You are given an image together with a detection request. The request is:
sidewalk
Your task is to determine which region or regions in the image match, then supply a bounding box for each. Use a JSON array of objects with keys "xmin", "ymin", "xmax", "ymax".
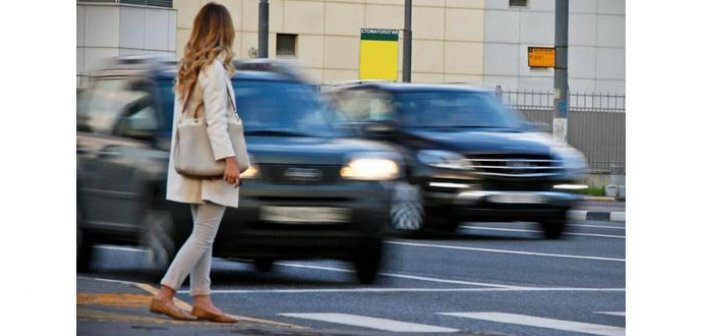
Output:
[{"xmin": 77, "ymin": 276, "xmax": 305, "ymax": 336}]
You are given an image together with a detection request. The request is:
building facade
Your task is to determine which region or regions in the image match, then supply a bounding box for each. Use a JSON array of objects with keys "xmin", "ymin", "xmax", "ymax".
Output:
[
  {"xmin": 77, "ymin": 0, "xmax": 625, "ymax": 94},
  {"xmin": 77, "ymin": 0, "xmax": 177, "ymax": 88}
]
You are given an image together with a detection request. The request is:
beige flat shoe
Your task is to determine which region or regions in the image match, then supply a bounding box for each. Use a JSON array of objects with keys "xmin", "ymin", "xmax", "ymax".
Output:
[
  {"xmin": 149, "ymin": 298, "xmax": 197, "ymax": 321},
  {"xmin": 191, "ymin": 306, "xmax": 238, "ymax": 323}
]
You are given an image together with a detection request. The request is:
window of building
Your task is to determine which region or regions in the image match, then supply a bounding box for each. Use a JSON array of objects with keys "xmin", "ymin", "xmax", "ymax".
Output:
[
  {"xmin": 509, "ymin": 0, "xmax": 528, "ymax": 7},
  {"xmin": 276, "ymin": 34, "xmax": 297, "ymax": 57}
]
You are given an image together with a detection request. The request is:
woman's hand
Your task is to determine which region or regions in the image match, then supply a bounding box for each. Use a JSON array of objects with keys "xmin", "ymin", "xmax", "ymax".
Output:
[{"xmin": 223, "ymin": 157, "xmax": 241, "ymax": 187}]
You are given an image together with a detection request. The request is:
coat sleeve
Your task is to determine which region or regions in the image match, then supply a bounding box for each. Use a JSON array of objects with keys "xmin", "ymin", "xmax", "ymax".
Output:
[{"xmin": 199, "ymin": 60, "xmax": 236, "ymax": 160}]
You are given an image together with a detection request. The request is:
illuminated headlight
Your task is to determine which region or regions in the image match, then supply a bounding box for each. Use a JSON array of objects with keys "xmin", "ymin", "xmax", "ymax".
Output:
[
  {"xmin": 340, "ymin": 158, "xmax": 400, "ymax": 181},
  {"xmin": 417, "ymin": 150, "xmax": 473, "ymax": 170},
  {"xmin": 240, "ymin": 164, "xmax": 259, "ymax": 179},
  {"xmin": 553, "ymin": 184, "xmax": 588, "ymax": 190}
]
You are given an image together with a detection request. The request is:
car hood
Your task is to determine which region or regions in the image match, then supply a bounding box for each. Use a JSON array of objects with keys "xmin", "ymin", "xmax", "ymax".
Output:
[
  {"xmin": 404, "ymin": 129, "xmax": 561, "ymax": 156},
  {"xmin": 245, "ymin": 136, "xmax": 398, "ymax": 165}
]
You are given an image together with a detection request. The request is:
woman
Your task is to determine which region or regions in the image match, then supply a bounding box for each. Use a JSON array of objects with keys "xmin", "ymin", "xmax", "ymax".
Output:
[{"xmin": 149, "ymin": 2, "xmax": 241, "ymax": 323}]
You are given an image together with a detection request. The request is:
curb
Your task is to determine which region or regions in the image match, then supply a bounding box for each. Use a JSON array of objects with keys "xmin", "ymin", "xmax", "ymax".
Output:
[
  {"xmin": 583, "ymin": 196, "xmax": 619, "ymax": 202},
  {"xmin": 568, "ymin": 210, "xmax": 625, "ymax": 222}
]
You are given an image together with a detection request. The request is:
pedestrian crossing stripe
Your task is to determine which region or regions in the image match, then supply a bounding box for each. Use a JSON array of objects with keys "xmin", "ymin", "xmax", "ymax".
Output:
[
  {"xmin": 440, "ymin": 312, "xmax": 625, "ymax": 336},
  {"xmin": 596, "ymin": 311, "xmax": 626, "ymax": 317},
  {"xmin": 280, "ymin": 312, "xmax": 624, "ymax": 334},
  {"xmin": 279, "ymin": 313, "xmax": 459, "ymax": 333}
]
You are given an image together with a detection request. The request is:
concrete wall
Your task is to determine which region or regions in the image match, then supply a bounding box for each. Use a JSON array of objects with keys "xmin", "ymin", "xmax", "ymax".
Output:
[
  {"xmin": 77, "ymin": 3, "xmax": 177, "ymax": 88},
  {"xmin": 483, "ymin": 0, "xmax": 625, "ymax": 94}
]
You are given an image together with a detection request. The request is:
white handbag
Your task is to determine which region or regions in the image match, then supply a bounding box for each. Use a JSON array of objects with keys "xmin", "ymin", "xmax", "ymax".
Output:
[{"xmin": 174, "ymin": 78, "xmax": 250, "ymax": 179}]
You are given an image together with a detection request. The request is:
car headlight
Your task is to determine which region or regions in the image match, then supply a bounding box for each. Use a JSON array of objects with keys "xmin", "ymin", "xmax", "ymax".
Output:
[
  {"xmin": 340, "ymin": 158, "xmax": 400, "ymax": 181},
  {"xmin": 240, "ymin": 164, "xmax": 259, "ymax": 179},
  {"xmin": 417, "ymin": 150, "xmax": 473, "ymax": 170}
]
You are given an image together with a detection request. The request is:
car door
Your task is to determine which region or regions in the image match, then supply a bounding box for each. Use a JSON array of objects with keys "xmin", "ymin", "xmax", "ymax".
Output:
[{"xmin": 77, "ymin": 76, "xmax": 161, "ymax": 238}]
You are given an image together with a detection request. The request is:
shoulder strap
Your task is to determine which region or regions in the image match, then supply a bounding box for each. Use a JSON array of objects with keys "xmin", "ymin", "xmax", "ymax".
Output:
[{"xmin": 223, "ymin": 76, "xmax": 237, "ymax": 116}]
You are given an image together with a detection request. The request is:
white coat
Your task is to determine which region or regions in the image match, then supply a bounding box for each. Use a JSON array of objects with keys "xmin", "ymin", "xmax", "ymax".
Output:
[{"xmin": 166, "ymin": 59, "xmax": 240, "ymax": 208}]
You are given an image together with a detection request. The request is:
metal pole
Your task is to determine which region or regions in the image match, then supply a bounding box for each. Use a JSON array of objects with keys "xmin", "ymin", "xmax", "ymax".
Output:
[
  {"xmin": 258, "ymin": 0, "xmax": 269, "ymax": 58},
  {"xmin": 402, "ymin": 0, "xmax": 412, "ymax": 82},
  {"xmin": 553, "ymin": 0, "xmax": 569, "ymax": 142}
]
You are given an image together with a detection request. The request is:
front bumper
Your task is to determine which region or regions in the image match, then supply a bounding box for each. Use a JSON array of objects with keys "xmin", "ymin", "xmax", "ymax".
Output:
[
  {"xmin": 422, "ymin": 181, "xmax": 582, "ymax": 222},
  {"xmin": 213, "ymin": 180, "xmax": 394, "ymax": 259}
]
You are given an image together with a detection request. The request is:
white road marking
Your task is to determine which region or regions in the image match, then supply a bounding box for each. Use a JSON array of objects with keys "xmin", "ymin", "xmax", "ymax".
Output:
[
  {"xmin": 461, "ymin": 226, "xmax": 626, "ymax": 239},
  {"xmin": 596, "ymin": 311, "xmax": 626, "ymax": 317},
  {"xmin": 570, "ymin": 224, "xmax": 625, "ymax": 230},
  {"xmin": 388, "ymin": 240, "xmax": 625, "ymax": 262},
  {"xmin": 440, "ymin": 312, "xmax": 625, "ymax": 336},
  {"xmin": 279, "ymin": 313, "xmax": 459, "ymax": 333},
  {"xmin": 278, "ymin": 262, "xmax": 517, "ymax": 288},
  {"xmin": 194, "ymin": 287, "xmax": 625, "ymax": 294}
]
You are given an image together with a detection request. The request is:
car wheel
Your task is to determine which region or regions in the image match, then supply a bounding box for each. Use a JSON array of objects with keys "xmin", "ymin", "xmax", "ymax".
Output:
[
  {"xmin": 389, "ymin": 182, "xmax": 425, "ymax": 235},
  {"xmin": 253, "ymin": 258, "xmax": 275, "ymax": 273},
  {"xmin": 353, "ymin": 241, "xmax": 384, "ymax": 284},
  {"xmin": 77, "ymin": 208, "xmax": 94, "ymax": 272},
  {"xmin": 140, "ymin": 208, "xmax": 177, "ymax": 271},
  {"xmin": 539, "ymin": 216, "xmax": 568, "ymax": 240}
]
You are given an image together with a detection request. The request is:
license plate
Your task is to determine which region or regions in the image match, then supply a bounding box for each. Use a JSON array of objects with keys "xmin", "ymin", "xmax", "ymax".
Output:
[
  {"xmin": 260, "ymin": 206, "xmax": 351, "ymax": 224},
  {"xmin": 488, "ymin": 193, "xmax": 545, "ymax": 204}
]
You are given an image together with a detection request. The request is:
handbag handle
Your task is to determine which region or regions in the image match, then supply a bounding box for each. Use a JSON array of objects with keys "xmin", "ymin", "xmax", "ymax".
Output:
[
  {"xmin": 180, "ymin": 78, "xmax": 208, "ymax": 120},
  {"xmin": 223, "ymin": 77, "xmax": 240, "ymax": 120}
]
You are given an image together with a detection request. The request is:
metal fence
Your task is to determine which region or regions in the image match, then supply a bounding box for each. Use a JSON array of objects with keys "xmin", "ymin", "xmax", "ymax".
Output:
[{"xmin": 499, "ymin": 90, "xmax": 625, "ymax": 172}]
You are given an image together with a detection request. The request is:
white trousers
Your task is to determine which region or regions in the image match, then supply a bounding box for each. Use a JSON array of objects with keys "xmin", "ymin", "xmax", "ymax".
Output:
[{"xmin": 160, "ymin": 202, "xmax": 226, "ymax": 296}]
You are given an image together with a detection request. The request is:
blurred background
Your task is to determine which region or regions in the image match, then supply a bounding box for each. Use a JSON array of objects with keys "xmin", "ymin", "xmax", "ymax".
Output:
[{"xmin": 77, "ymin": 0, "xmax": 624, "ymax": 195}]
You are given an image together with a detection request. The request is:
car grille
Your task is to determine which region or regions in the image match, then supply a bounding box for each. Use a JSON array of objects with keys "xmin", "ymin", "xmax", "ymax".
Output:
[
  {"xmin": 258, "ymin": 164, "xmax": 341, "ymax": 184},
  {"xmin": 468, "ymin": 153, "xmax": 563, "ymax": 178}
]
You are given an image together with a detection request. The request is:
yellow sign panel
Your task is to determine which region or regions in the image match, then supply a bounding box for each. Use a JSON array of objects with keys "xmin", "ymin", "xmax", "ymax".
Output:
[
  {"xmin": 359, "ymin": 29, "xmax": 399, "ymax": 81},
  {"xmin": 528, "ymin": 47, "xmax": 556, "ymax": 68}
]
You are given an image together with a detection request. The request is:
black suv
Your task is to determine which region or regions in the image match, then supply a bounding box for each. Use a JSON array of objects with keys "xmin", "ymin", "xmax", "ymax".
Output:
[
  {"xmin": 77, "ymin": 57, "xmax": 402, "ymax": 283},
  {"xmin": 325, "ymin": 82, "xmax": 587, "ymax": 239}
]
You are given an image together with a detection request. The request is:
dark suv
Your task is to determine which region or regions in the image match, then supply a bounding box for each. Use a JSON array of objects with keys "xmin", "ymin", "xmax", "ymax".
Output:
[
  {"xmin": 77, "ymin": 57, "xmax": 402, "ymax": 283},
  {"xmin": 325, "ymin": 82, "xmax": 587, "ymax": 239}
]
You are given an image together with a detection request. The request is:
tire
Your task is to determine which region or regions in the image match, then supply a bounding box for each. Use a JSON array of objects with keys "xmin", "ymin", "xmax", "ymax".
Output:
[
  {"xmin": 389, "ymin": 182, "xmax": 425, "ymax": 236},
  {"xmin": 140, "ymin": 208, "xmax": 178, "ymax": 271},
  {"xmin": 353, "ymin": 241, "xmax": 384, "ymax": 284},
  {"xmin": 253, "ymin": 258, "xmax": 275, "ymax": 273},
  {"xmin": 77, "ymin": 207, "xmax": 94, "ymax": 272},
  {"xmin": 539, "ymin": 216, "xmax": 568, "ymax": 240}
]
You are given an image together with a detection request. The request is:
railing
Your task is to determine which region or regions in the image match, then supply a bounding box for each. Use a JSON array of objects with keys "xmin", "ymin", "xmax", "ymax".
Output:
[{"xmin": 497, "ymin": 90, "xmax": 625, "ymax": 113}]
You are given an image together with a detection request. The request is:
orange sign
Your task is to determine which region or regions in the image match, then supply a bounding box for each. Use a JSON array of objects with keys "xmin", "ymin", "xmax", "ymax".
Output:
[{"xmin": 528, "ymin": 47, "xmax": 555, "ymax": 68}]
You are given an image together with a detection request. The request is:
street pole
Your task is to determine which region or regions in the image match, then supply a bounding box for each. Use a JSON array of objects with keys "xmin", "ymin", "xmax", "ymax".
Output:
[
  {"xmin": 553, "ymin": 0, "xmax": 569, "ymax": 142},
  {"xmin": 258, "ymin": 0, "xmax": 269, "ymax": 58},
  {"xmin": 402, "ymin": 0, "xmax": 412, "ymax": 82}
]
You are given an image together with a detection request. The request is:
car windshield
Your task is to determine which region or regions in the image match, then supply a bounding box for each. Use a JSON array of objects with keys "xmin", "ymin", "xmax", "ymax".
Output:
[
  {"xmin": 395, "ymin": 91, "xmax": 525, "ymax": 129},
  {"xmin": 234, "ymin": 79, "xmax": 339, "ymax": 137}
]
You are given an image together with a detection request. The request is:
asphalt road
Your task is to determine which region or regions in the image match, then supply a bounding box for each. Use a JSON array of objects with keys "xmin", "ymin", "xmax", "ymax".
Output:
[{"xmin": 77, "ymin": 219, "xmax": 625, "ymax": 336}]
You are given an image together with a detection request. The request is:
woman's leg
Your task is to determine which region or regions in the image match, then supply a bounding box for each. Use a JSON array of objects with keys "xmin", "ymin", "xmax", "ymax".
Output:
[{"xmin": 158, "ymin": 202, "xmax": 225, "ymax": 297}]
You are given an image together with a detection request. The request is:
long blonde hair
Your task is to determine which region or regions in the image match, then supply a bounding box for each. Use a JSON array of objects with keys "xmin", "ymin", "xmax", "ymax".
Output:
[{"xmin": 176, "ymin": 2, "xmax": 236, "ymax": 101}]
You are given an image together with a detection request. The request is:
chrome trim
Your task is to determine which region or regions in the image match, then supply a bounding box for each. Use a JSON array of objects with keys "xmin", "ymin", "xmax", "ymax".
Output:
[
  {"xmin": 473, "ymin": 172, "xmax": 563, "ymax": 177},
  {"xmin": 471, "ymin": 165, "xmax": 559, "ymax": 170}
]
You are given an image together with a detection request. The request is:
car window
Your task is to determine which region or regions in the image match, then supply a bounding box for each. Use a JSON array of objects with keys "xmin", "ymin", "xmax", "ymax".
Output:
[
  {"xmin": 234, "ymin": 79, "xmax": 339, "ymax": 137},
  {"xmin": 396, "ymin": 91, "xmax": 524, "ymax": 129},
  {"xmin": 336, "ymin": 89, "xmax": 394, "ymax": 122},
  {"xmin": 78, "ymin": 77, "xmax": 152, "ymax": 134},
  {"xmin": 113, "ymin": 100, "xmax": 158, "ymax": 137}
]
